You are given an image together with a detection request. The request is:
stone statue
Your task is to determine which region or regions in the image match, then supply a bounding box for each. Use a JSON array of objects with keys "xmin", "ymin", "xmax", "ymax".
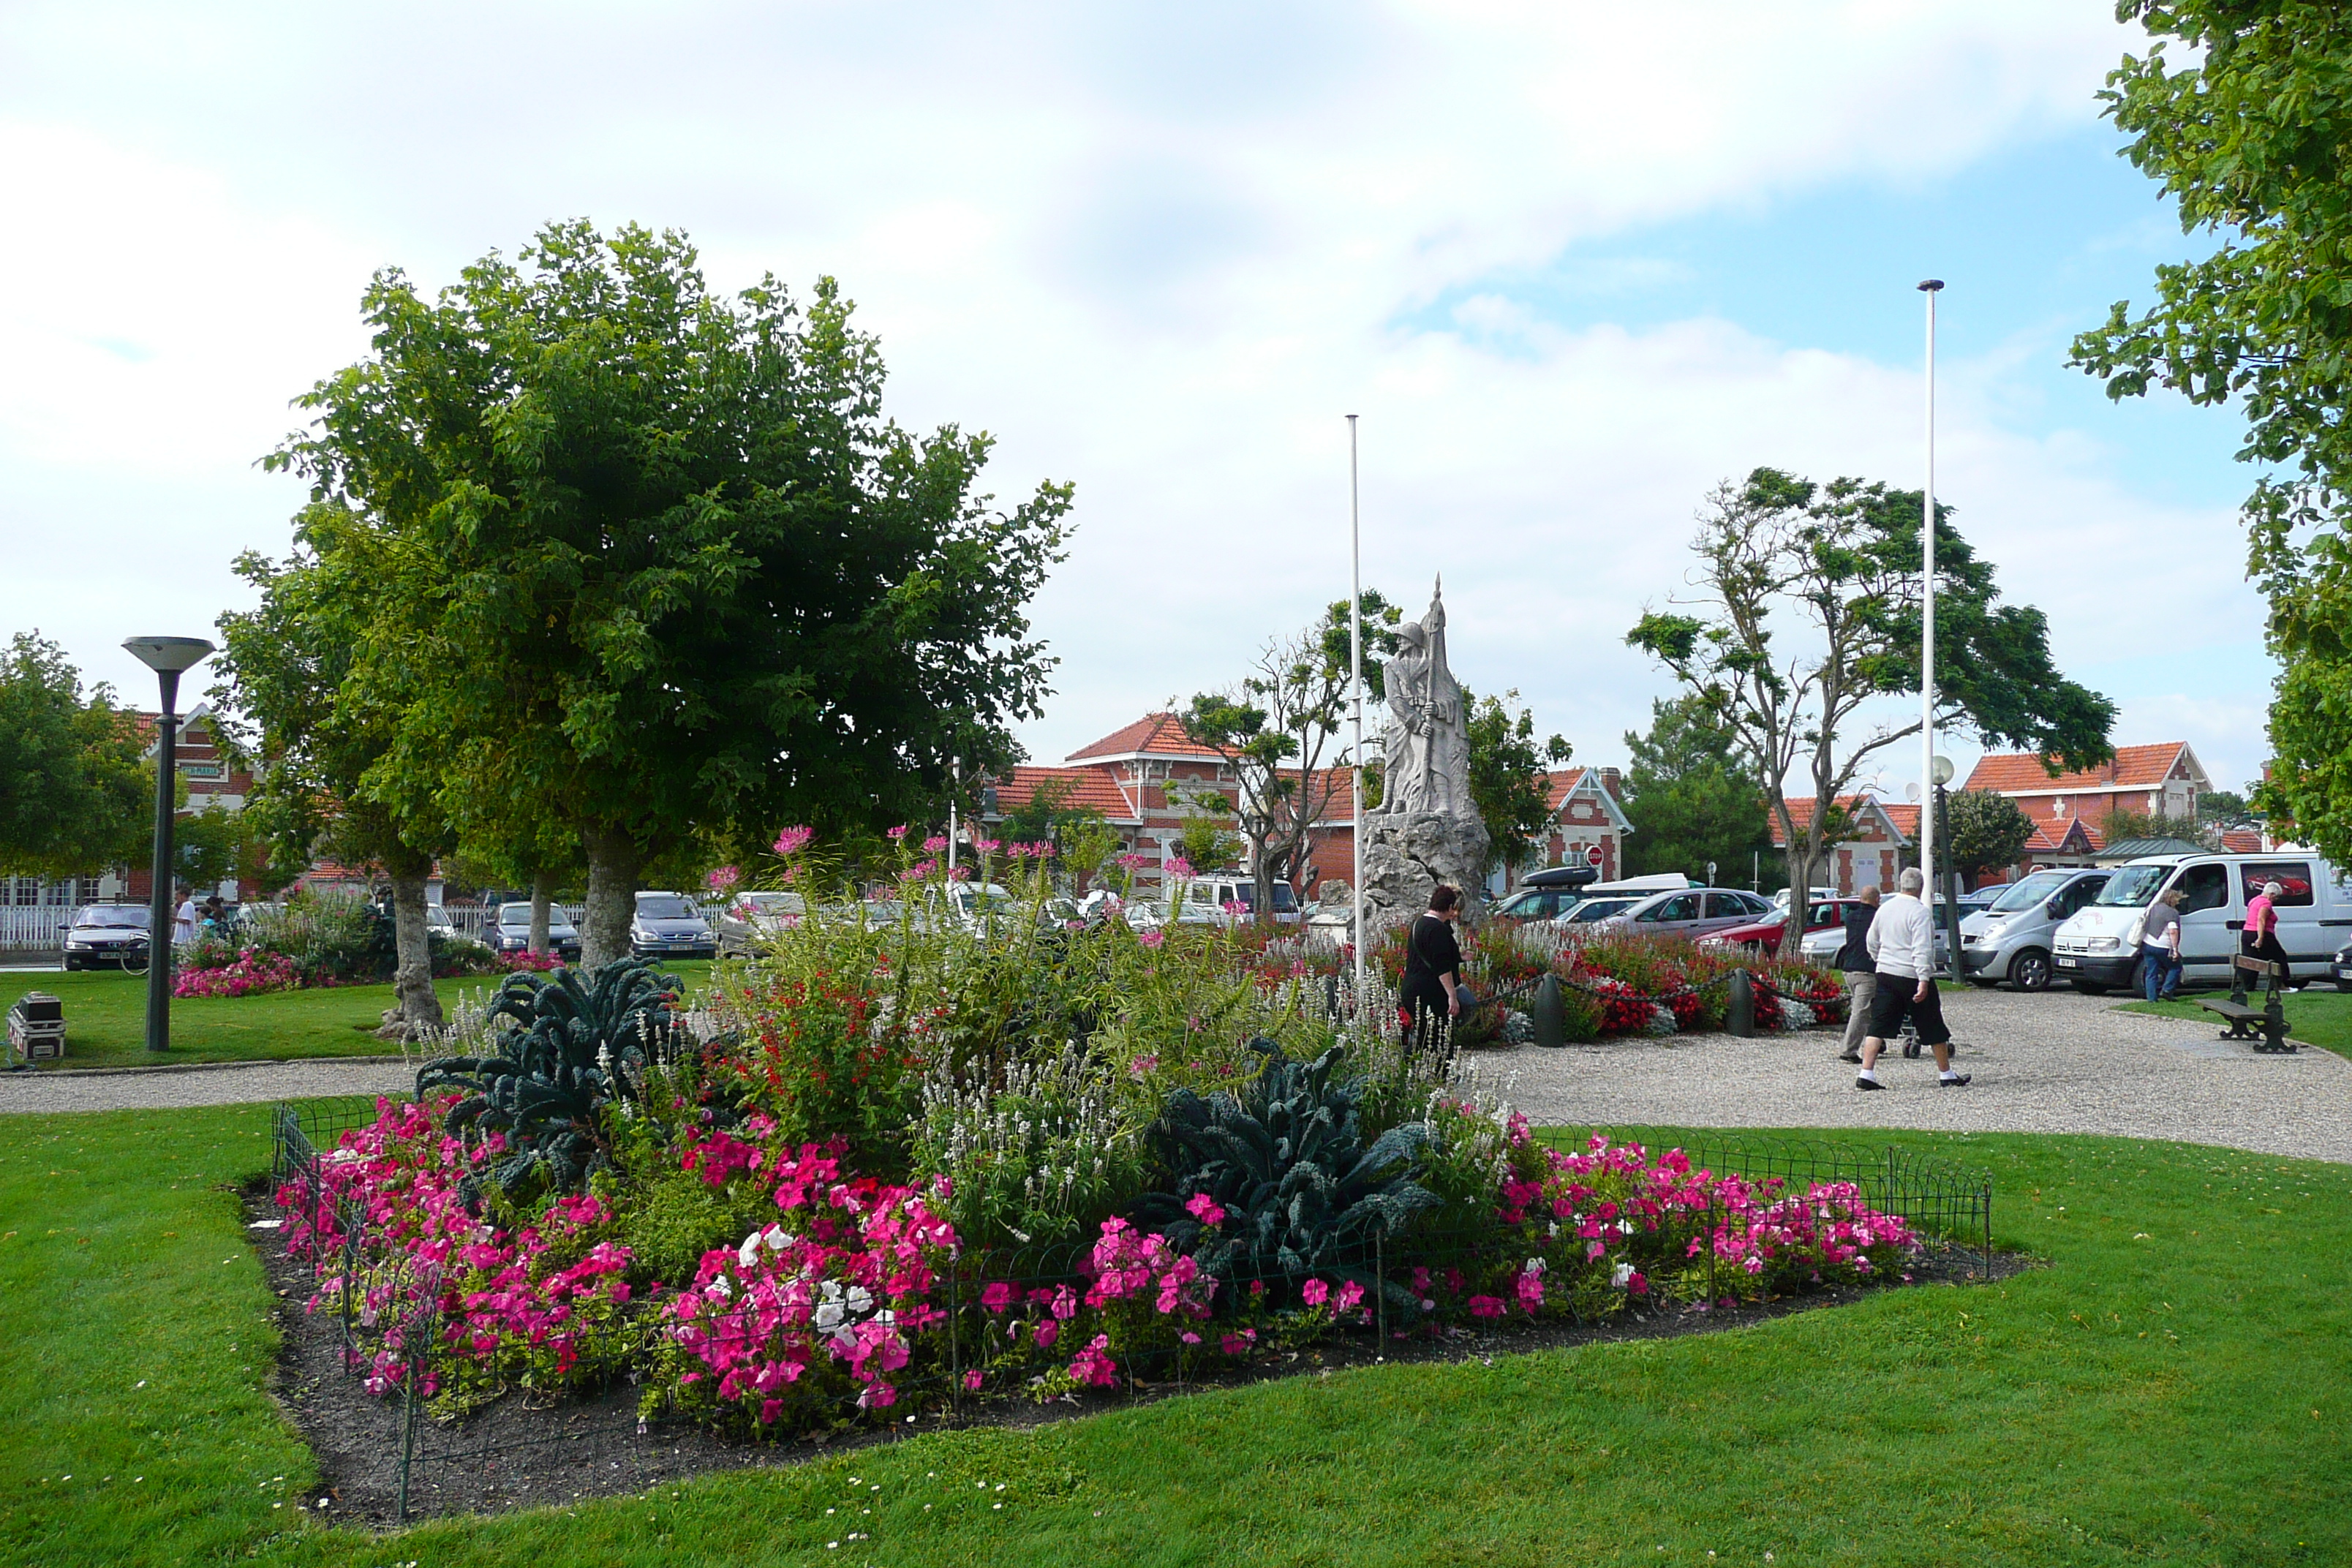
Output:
[
  {"xmin": 1380, "ymin": 583, "xmax": 1469, "ymax": 818},
  {"xmin": 1359, "ymin": 577, "xmax": 1488, "ymax": 934}
]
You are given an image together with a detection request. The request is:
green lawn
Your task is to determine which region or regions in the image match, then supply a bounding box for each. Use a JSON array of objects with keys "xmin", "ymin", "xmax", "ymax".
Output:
[
  {"xmin": 2119, "ymin": 987, "xmax": 2352, "ymax": 1060},
  {"xmin": 5, "ymin": 1108, "xmax": 2350, "ymax": 1567},
  {"xmin": 4, "ymin": 961, "xmax": 717, "ymax": 1071}
]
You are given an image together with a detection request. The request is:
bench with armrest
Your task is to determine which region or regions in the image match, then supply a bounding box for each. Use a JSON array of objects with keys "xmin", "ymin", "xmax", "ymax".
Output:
[{"xmin": 2198, "ymin": 955, "xmax": 2295, "ymax": 1052}]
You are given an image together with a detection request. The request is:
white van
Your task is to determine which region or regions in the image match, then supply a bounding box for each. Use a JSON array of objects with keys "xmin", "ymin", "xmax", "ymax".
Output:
[
  {"xmin": 1178, "ymin": 876, "xmax": 1302, "ymax": 927},
  {"xmin": 2051, "ymin": 851, "xmax": 2352, "ymax": 993}
]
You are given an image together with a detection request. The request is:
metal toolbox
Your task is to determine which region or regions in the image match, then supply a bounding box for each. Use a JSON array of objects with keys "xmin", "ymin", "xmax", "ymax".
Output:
[{"xmin": 7, "ymin": 992, "xmax": 64, "ymax": 1063}]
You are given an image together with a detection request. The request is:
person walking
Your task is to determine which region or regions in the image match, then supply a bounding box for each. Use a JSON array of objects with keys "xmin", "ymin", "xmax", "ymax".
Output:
[
  {"xmin": 1855, "ymin": 867, "xmax": 1968, "ymax": 1090},
  {"xmin": 1398, "ymin": 884, "xmax": 1466, "ymax": 1050},
  {"xmin": 2141, "ymin": 888, "xmax": 2185, "ymax": 1002},
  {"xmin": 1835, "ymin": 886, "xmax": 1881, "ymax": 1063},
  {"xmin": 2242, "ymin": 878, "xmax": 2291, "ymax": 985}
]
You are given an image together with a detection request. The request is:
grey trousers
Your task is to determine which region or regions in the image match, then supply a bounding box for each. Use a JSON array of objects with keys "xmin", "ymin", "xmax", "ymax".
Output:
[{"xmin": 1841, "ymin": 970, "xmax": 1876, "ymax": 1055}]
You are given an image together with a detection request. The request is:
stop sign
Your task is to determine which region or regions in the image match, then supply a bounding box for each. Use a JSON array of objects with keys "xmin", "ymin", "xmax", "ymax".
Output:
[{"xmin": 1585, "ymin": 845, "xmax": 1605, "ymax": 867}]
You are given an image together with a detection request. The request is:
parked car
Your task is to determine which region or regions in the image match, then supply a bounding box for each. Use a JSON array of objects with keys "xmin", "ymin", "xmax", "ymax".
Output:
[
  {"xmin": 1557, "ymin": 895, "xmax": 1643, "ymax": 927},
  {"xmin": 426, "ymin": 901, "xmax": 457, "ymax": 941},
  {"xmin": 2054, "ymin": 850, "xmax": 2351, "ymax": 992},
  {"xmin": 1956, "ymin": 868, "xmax": 2108, "ymax": 991},
  {"xmin": 60, "ymin": 904, "xmax": 152, "ymax": 970},
  {"xmin": 491, "ymin": 901, "xmax": 582, "ymax": 961},
  {"xmin": 1582, "ymin": 887, "xmax": 1778, "ymax": 941},
  {"xmin": 1173, "ymin": 876, "xmax": 1303, "ymax": 927},
  {"xmin": 1798, "ymin": 902, "xmax": 1954, "ymax": 970},
  {"xmin": 712, "ymin": 891, "xmax": 807, "ymax": 954},
  {"xmin": 1700, "ymin": 897, "xmax": 1855, "ymax": 956},
  {"xmin": 629, "ymin": 891, "xmax": 717, "ymax": 960},
  {"xmin": 1492, "ymin": 864, "xmax": 1601, "ymax": 923}
]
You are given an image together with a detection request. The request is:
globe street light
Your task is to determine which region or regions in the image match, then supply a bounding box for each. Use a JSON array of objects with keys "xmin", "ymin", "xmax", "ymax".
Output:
[{"xmin": 124, "ymin": 635, "xmax": 214, "ymax": 1052}]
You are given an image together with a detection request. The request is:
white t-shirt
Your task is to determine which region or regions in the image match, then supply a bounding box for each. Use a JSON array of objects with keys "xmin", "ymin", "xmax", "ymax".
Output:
[{"xmin": 175, "ymin": 898, "xmax": 198, "ymax": 941}]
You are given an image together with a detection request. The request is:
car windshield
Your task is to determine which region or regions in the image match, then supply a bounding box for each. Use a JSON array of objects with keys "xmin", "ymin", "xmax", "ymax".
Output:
[
  {"xmin": 2092, "ymin": 864, "xmax": 2174, "ymax": 908},
  {"xmin": 739, "ymin": 893, "xmax": 804, "ymax": 913},
  {"xmin": 497, "ymin": 903, "xmax": 532, "ymax": 924},
  {"xmin": 1492, "ymin": 890, "xmax": 1549, "ymax": 919},
  {"xmin": 1988, "ymin": 871, "xmax": 2068, "ymax": 913},
  {"xmin": 1567, "ymin": 898, "xmax": 1635, "ymax": 924},
  {"xmin": 76, "ymin": 906, "xmax": 148, "ymax": 928},
  {"xmin": 636, "ymin": 895, "xmax": 696, "ymax": 920}
]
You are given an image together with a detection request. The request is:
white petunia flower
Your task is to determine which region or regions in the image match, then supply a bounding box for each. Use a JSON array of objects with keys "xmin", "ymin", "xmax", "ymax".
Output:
[{"xmin": 1611, "ymin": 1262, "xmax": 1635, "ymax": 1289}]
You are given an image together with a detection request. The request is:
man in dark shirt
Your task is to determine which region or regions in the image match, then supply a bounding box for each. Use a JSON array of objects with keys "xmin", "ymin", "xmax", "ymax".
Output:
[
  {"xmin": 1398, "ymin": 885, "xmax": 1466, "ymax": 1048},
  {"xmin": 1835, "ymin": 886, "xmax": 1880, "ymax": 1064}
]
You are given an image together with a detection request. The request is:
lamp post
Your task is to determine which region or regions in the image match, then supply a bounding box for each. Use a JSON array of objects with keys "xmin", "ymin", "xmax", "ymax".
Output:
[
  {"xmin": 1918, "ymin": 278, "xmax": 1944, "ymax": 968},
  {"xmin": 1346, "ymin": 414, "xmax": 1365, "ymax": 1003},
  {"xmin": 123, "ymin": 635, "xmax": 214, "ymax": 1053}
]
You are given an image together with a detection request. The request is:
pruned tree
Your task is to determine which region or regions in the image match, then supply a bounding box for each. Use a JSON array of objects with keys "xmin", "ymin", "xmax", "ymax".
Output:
[
  {"xmin": 1629, "ymin": 468, "xmax": 2115, "ymax": 956},
  {"xmin": 1180, "ymin": 592, "xmax": 1400, "ymax": 923}
]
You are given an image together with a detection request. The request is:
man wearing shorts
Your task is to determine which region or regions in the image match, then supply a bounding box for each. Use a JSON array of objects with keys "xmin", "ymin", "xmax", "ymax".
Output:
[{"xmin": 1855, "ymin": 867, "xmax": 1969, "ymax": 1090}]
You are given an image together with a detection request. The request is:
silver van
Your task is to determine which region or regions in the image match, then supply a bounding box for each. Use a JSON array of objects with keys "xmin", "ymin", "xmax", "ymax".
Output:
[
  {"xmin": 1956, "ymin": 868, "xmax": 2110, "ymax": 992},
  {"xmin": 2052, "ymin": 851, "xmax": 2352, "ymax": 992}
]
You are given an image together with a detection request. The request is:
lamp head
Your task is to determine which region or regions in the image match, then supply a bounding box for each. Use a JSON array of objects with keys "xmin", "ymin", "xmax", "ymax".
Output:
[
  {"xmin": 123, "ymin": 636, "xmax": 214, "ymax": 675},
  {"xmin": 1930, "ymin": 754, "xmax": 1956, "ymax": 786},
  {"xmin": 1918, "ymin": 279, "xmax": 1945, "ymax": 293}
]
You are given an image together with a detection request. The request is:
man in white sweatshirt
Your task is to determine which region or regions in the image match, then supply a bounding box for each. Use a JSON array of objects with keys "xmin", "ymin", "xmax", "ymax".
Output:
[{"xmin": 1855, "ymin": 867, "xmax": 1969, "ymax": 1090}]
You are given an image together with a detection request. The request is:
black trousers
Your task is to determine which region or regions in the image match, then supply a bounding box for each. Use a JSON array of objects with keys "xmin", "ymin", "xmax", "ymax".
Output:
[
  {"xmin": 2241, "ymin": 930, "xmax": 2291, "ymax": 980},
  {"xmin": 1866, "ymin": 973, "xmax": 1950, "ymax": 1048}
]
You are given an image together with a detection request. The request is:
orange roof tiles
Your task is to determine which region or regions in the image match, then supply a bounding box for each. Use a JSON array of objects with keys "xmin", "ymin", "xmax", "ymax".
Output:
[
  {"xmin": 1768, "ymin": 795, "xmax": 1909, "ymax": 847},
  {"xmin": 992, "ymin": 766, "xmax": 1139, "ymax": 821},
  {"xmin": 1963, "ymin": 743, "xmax": 2190, "ymax": 795},
  {"xmin": 1066, "ymin": 713, "xmax": 1226, "ymax": 762},
  {"xmin": 2220, "ymin": 828, "xmax": 2263, "ymax": 854}
]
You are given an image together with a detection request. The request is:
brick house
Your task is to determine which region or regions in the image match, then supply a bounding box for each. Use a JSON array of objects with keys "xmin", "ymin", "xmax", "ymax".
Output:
[
  {"xmin": 1961, "ymin": 742, "xmax": 2210, "ymax": 879},
  {"xmin": 1500, "ymin": 767, "xmax": 1633, "ymax": 889},
  {"xmin": 986, "ymin": 714, "xmax": 1267, "ymax": 894},
  {"xmin": 1768, "ymin": 795, "xmax": 1912, "ymax": 895}
]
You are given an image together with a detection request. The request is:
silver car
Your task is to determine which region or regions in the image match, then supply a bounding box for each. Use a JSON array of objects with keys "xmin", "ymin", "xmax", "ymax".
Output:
[
  {"xmin": 1956, "ymin": 869, "xmax": 2108, "ymax": 992},
  {"xmin": 1585, "ymin": 887, "xmax": 1776, "ymax": 940},
  {"xmin": 711, "ymin": 891, "xmax": 807, "ymax": 954},
  {"xmin": 630, "ymin": 891, "xmax": 717, "ymax": 960}
]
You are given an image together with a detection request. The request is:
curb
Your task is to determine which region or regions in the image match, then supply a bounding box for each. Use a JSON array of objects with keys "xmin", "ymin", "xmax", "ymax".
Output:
[{"xmin": 6, "ymin": 1055, "xmax": 410, "ymax": 1080}]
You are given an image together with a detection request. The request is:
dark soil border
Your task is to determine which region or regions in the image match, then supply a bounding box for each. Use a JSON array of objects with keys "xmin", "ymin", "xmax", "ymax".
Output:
[{"xmin": 244, "ymin": 1188, "xmax": 2031, "ymax": 1529}]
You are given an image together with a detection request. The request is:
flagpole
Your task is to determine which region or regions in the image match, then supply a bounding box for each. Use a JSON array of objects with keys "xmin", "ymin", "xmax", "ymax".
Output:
[
  {"xmin": 1919, "ymin": 279, "xmax": 1942, "ymax": 909},
  {"xmin": 1347, "ymin": 414, "xmax": 1365, "ymax": 1003}
]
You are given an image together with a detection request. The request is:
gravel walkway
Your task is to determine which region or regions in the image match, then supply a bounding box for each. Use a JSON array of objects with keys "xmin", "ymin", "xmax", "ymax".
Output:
[
  {"xmin": 6, "ymin": 988, "xmax": 2347, "ymax": 1164},
  {"xmin": 0, "ymin": 1056, "xmax": 413, "ymax": 1115},
  {"xmin": 1490, "ymin": 986, "xmax": 2352, "ymax": 1164}
]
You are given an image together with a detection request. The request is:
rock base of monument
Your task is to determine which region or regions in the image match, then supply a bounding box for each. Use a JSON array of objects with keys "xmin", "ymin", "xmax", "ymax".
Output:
[{"xmin": 1359, "ymin": 810, "xmax": 1490, "ymax": 936}]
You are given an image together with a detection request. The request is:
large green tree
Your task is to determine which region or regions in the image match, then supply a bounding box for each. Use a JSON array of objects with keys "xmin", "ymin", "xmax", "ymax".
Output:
[
  {"xmin": 266, "ymin": 222, "xmax": 1073, "ymax": 965},
  {"xmin": 1629, "ymin": 469, "xmax": 2115, "ymax": 955},
  {"xmin": 1180, "ymin": 592, "xmax": 1401, "ymax": 921},
  {"xmin": 0, "ymin": 633, "xmax": 147, "ymax": 878},
  {"xmin": 2070, "ymin": 2, "xmax": 2352, "ymax": 865},
  {"xmin": 1619, "ymin": 694, "xmax": 1772, "ymax": 883},
  {"xmin": 1943, "ymin": 788, "xmax": 2036, "ymax": 881}
]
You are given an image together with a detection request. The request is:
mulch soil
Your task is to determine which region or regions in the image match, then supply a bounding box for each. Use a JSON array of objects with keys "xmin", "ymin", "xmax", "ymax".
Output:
[{"xmin": 245, "ymin": 1188, "xmax": 2029, "ymax": 1528}]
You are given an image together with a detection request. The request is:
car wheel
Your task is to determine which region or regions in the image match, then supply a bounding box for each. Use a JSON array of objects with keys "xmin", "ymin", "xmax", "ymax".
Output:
[{"xmin": 2009, "ymin": 949, "xmax": 2052, "ymax": 992}]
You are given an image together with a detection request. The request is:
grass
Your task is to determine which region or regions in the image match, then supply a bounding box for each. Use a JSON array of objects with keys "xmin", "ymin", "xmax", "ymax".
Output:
[
  {"xmin": 5, "ymin": 1108, "xmax": 2351, "ymax": 1567},
  {"xmin": 3, "ymin": 962, "xmax": 716, "ymax": 1071},
  {"xmin": 2118, "ymin": 986, "xmax": 2352, "ymax": 1060}
]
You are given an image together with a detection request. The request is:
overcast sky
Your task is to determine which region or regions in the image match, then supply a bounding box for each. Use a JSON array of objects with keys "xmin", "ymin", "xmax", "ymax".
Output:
[{"xmin": 0, "ymin": 1, "xmax": 2270, "ymax": 801}]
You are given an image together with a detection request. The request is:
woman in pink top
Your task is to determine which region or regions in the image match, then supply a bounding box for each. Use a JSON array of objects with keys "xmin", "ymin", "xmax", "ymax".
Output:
[{"xmin": 2242, "ymin": 879, "xmax": 2291, "ymax": 981}]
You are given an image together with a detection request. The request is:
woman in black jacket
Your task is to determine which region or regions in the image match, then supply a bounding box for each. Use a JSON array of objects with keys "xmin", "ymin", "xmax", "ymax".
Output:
[{"xmin": 1398, "ymin": 885, "xmax": 1466, "ymax": 1049}]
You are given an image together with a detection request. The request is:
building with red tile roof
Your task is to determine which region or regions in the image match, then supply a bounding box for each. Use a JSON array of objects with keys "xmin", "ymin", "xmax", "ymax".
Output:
[
  {"xmin": 1767, "ymin": 794, "xmax": 1911, "ymax": 895},
  {"xmin": 1960, "ymin": 742, "xmax": 2208, "ymax": 878}
]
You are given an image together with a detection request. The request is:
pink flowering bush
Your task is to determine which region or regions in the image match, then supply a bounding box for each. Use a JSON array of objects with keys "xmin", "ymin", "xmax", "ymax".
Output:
[{"xmin": 174, "ymin": 949, "xmax": 302, "ymax": 998}]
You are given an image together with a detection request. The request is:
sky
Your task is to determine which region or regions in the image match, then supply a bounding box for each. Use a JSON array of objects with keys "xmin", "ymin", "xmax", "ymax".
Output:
[{"xmin": 0, "ymin": 1, "xmax": 2272, "ymax": 804}]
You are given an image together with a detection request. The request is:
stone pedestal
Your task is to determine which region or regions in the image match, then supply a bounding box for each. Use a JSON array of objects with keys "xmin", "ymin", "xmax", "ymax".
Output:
[{"xmin": 1359, "ymin": 810, "xmax": 1489, "ymax": 936}]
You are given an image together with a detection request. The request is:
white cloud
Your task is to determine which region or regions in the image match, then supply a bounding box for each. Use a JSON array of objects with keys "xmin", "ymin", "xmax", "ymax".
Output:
[{"xmin": 0, "ymin": 0, "xmax": 2271, "ymax": 794}]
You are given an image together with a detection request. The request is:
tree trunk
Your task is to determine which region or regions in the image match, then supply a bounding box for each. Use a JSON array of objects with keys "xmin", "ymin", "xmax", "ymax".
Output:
[
  {"xmin": 581, "ymin": 827, "xmax": 643, "ymax": 969},
  {"xmin": 529, "ymin": 872, "xmax": 553, "ymax": 955},
  {"xmin": 388, "ymin": 870, "xmax": 445, "ymax": 1030},
  {"xmin": 1777, "ymin": 833, "xmax": 1817, "ymax": 961}
]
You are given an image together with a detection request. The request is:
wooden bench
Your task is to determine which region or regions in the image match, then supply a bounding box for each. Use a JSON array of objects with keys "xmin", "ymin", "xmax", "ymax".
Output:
[{"xmin": 2198, "ymin": 955, "xmax": 2295, "ymax": 1053}]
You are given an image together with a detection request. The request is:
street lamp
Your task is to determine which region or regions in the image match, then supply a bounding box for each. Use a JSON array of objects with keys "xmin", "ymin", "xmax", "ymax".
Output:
[
  {"xmin": 124, "ymin": 635, "xmax": 214, "ymax": 1053},
  {"xmin": 1918, "ymin": 278, "xmax": 1945, "ymax": 969}
]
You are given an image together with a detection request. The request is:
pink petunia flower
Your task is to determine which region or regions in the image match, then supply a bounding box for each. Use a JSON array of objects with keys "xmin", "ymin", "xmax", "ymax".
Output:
[{"xmin": 1300, "ymin": 1278, "xmax": 1330, "ymax": 1307}]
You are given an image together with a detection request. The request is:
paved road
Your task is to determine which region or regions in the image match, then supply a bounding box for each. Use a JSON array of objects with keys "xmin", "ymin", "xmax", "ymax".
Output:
[
  {"xmin": 0, "ymin": 1056, "xmax": 413, "ymax": 1115},
  {"xmin": 1497, "ymin": 985, "xmax": 2352, "ymax": 1164},
  {"xmin": 7, "ymin": 987, "xmax": 2348, "ymax": 1164}
]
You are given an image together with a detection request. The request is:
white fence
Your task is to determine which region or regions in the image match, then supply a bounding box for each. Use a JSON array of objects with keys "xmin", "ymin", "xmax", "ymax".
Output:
[{"xmin": 0, "ymin": 907, "xmax": 80, "ymax": 951}]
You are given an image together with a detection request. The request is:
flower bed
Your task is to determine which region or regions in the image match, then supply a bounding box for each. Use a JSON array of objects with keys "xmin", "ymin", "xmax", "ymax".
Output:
[{"xmin": 267, "ymin": 831, "xmax": 1933, "ymax": 1453}]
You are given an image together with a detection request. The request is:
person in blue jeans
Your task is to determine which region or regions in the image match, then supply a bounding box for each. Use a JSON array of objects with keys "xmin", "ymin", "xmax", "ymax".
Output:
[{"xmin": 2141, "ymin": 889, "xmax": 2185, "ymax": 1001}]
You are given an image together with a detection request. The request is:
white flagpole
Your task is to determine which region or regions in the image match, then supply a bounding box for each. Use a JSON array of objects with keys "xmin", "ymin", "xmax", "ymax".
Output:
[
  {"xmin": 1919, "ymin": 279, "xmax": 1942, "ymax": 900},
  {"xmin": 1348, "ymin": 414, "xmax": 1365, "ymax": 1003}
]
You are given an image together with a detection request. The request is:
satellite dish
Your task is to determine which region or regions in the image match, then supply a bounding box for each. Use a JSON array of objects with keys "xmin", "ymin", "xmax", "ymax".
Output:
[{"xmin": 1905, "ymin": 783, "xmax": 1922, "ymax": 802}]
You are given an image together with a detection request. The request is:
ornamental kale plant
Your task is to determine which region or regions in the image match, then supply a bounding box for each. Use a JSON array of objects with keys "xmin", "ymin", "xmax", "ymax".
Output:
[
  {"xmin": 417, "ymin": 957, "xmax": 686, "ymax": 1202},
  {"xmin": 1131, "ymin": 1039, "xmax": 1441, "ymax": 1299}
]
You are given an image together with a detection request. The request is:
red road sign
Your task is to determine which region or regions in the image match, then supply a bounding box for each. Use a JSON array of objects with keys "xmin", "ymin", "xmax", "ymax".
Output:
[{"xmin": 1586, "ymin": 845, "xmax": 1605, "ymax": 867}]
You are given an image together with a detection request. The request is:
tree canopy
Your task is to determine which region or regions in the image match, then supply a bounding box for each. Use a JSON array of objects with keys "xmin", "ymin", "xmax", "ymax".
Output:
[
  {"xmin": 0, "ymin": 633, "xmax": 147, "ymax": 879},
  {"xmin": 1460, "ymin": 687, "xmax": 1571, "ymax": 878},
  {"xmin": 1619, "ymin": 694, "xmax": 1772, "ymax": 883},
  {"xmin": 2069, "ymin": 2, "xmax": 2352, "ymax": 864},
  {"xmin": 1629, "ymin": 468, "xmax": 2114, "ymax": 951},
  {"xmin": 261, "ymin": 220, "xmax": 1072, "ymax": 962},
  {"xmin": 1942, "ymin": 788, "xmax": 2035, "ymax": 880}
]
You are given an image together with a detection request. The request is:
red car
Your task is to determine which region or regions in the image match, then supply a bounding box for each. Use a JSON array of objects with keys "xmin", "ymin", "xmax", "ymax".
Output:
[{"xmin": 1700, "ymin": 897, "xmax": 1857, "ymax": 957}]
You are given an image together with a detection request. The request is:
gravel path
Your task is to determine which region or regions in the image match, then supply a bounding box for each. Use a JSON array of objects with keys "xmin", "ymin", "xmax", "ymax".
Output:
[
  {"xmin": 1490, "ymin": 986, "xmax": 2352, "ymax": 1164},
  {"xmin": 0, "ymin": 1056, "xmax": 413, "ymax": 1115},
  {"xmin": 7, "ymin": 988, "xmax": 2347, "ymax": 1164}
]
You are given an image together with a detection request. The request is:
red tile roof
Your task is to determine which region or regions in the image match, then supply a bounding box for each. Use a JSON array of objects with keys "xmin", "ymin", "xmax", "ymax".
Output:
[
  {"xmin": 1883, "ymin": 803, "xmax": 1921, "ymax": 840},
  {"xmin": 1066, "ymin": 713, "xmax": 1227, "ymax": 763},
  {"xmin": 2220, "ymin": 828, "xmax": 2263, "ymax": 854},
  {"xmin": 1769, "ymin": 795, "xmax": 1909, "ymax": 846},
  {"xmin": 992, "ymin": 766, "xmax": 1139, "ymax": 821},
  {"xmin": 1964, "ymin": 743, "xmax": 2191, "ymax": 795}
]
